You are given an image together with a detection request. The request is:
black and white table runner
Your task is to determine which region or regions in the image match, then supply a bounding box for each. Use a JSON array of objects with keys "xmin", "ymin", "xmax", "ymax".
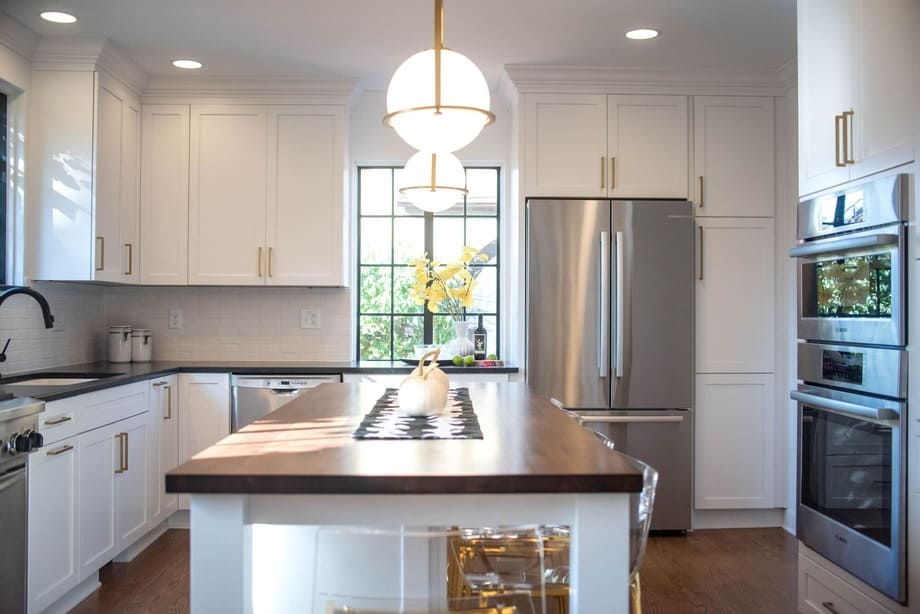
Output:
[{"xmin": 352, "ymin": 387, "xmax": 483, "ymax": 440}]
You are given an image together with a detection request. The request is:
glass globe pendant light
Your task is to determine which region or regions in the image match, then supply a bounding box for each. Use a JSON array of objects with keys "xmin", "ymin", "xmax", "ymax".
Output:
[
  {"xmin": 384, "ymin": 0, "xmax": 495, "ymax": 153},
  {"xmin": 399, "ymin": 151, "xmax": 467, "ymax": 213}
]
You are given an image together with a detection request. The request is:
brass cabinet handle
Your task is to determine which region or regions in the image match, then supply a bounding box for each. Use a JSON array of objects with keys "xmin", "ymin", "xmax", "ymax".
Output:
[
  {"xmin": 610, "ymin": 157, "xmax": 616, "ymax": 190},
  {"xmin": 698, "ymin": 176, "xmax": 704, "ymax": 208},
  {"xmin": 843, "ymin": 110, "xmax": 855, "ymax": 164},
  {"xmin": 258, "ymin": 247, "xmax": 263, "ymax": 277},
  {"xmin": 95, "ymin": 237, "xmax": 104, "ymax": 271},
  {"xmin": 115, "ymin": 433, "xmax": 126, "ymax": 474},
  {"xmin": 123, "ymin": 432, "xmax": 129, "ymax": 472},
  {"xmin": 600, "ymin": 156, "xmax": 606, "ymax": 189},
  {"xmin": 152, "ymin": 381, "xmax": 166, "ymax": 387},
  {"xmin": 164, "ymin": 385, "xmax": 172, "ymax": 420},
  {"xmin": 821, "ymin": 602, "xmax": 841, "ymax": 614},
  {"xmin": 268, "ymin": 247, "xmax": 273, "ymax": 278},
  {"xmin": 124, "ymin": 244, "xmax": 133, "ymax": 275},
  {"xmin": 44, "ymin": 415, "xmax": 72, "ymax": 426},
  {"xmin": 47, "ymin": 444, "xmax": 74, "ymax": 456},
  {"xmin": 835, "ymin": 114, "xmax": 845, "ymax": 167},
  {"xmin": 697, "ymin": 226, "xmax": 704, "ymax": 281}
]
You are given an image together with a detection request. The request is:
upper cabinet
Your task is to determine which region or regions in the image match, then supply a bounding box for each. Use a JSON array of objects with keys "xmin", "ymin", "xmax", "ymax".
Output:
[
  {"xmin": 523, "ymin": 94, "xmax": 688, "ymax": 199},
  {"xmin": 187, "ymin": 104, "xmax": 347, "ymax": 286},
  {"xmin": 693, "ymin": 97, "xmax": 774, "ymax": 217},
  {"xmin": 31, "ymin": 70, "xmax": 141, "ymax": 282},
  {"xmin": 798, "ymin": 0, "xmax": 916, "ymax": 196},
  {"xmin": 140, "ymin": 105, "xmax": 190, "ymax": 285}
]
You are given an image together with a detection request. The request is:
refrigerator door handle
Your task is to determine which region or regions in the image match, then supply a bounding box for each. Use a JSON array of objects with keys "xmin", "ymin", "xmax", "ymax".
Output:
[
  {"xmin": 614, "ymin": 231, "xmax": 625, "ymax": 378},
  {"xmin": 599, "ymin": 231, "xmax": 610, "ymax": 377}
]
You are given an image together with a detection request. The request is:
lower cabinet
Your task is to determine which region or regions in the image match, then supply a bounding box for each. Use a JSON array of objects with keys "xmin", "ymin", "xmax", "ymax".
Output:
[
  {"xmin": 799, "ymin": 548, "xmax": 896, "ymax": 614},
  {"xmin": 28, "ymin": 438, "xmax": 79, "ymax": 613},
  {"xmin": 694, "ymin": 373, "xmax": 776, "ymax": 509},
  {"xmin": 77, "ymin": 411, "xmax": 150, "ymax": 577},
  {"xmin": 177, "ymin": 373, "xmax": 230, "ymax": 509},
  {"xmin": 148, "ymin": 375, "xmax": 178, "ymax": 528}
]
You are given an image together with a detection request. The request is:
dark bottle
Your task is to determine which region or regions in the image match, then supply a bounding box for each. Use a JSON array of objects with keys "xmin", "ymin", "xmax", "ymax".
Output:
[{"xmin": 473, "ymin": 315, "xmax": 487, "ymax": 360}]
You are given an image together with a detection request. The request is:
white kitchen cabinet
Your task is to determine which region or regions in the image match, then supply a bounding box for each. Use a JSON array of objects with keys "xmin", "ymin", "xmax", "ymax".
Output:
[
  {"xmin": 28, "ymin": 438, "xmax": 79, "ymax": 613},
  {"xmin": 523, "ymin": 94, "xmax": 607, "ymax": 198},
  {"xmin": 798, "ymin": 0, "xmax": 916, "ymax": 196},
  {"xmin": 77, "ymin": 422, "xmax": 118, "ymax": 577},
  {"xmin": 695, "ymin": 373, "xmax": 775, "ymax": 509},
  {"xmin": 188, "ymin": 105, "xmax": 268, "ymax": 285},
  {"xmin": 31, "ymin": 69, "xmax": 140, "ymax": 282},
  {"xmin": 115, "ymin": 412, "xmax": 150, "ymax": 551},
  {"xmin": 607, "ymin": 95, "xmax": 687, "ymax": 199},
  {"xmin": 695, "ymin": 217, "xmax": 775, "ymax": 373},
  {"xmin": 693, "ymin": 97, "xmax": 774, "ymax": 216},
  {"xmin": 266, "ymin": 106, "xmax": 346, "ymax": 286},
  {"xmin": 177, "ymin": 373, "xmax": 230, "ymax": 508},
  {"xmin": 522, "ymin": 93, "xmax": 688, "ymax": 199},
  {"xmin": 148, "ymin": 376, "xmax": 179, "ymax": 528},
  {"xmin": 140, "ymin": 105, "xmax": 190, "ymax": 285}
]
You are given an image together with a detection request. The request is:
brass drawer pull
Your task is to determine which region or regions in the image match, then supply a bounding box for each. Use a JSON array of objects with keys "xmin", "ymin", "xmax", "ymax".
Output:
[
  {"xmin": 600, "ymin": 156, "xmax": 606, "ymax": 189},
  {"xmin": 698, "ymin": 176, "xmax": 704, "ymax": 208},
  {"xmin": 44, "ymin": 415, "xmax": 72, "ymax": 426},
  {"xmin": 95, "ymin": 236, "xmax": 105, "ymax": 271},
  {"xmin": 115, "ymin": 433, "xmax": 127, "ymax": 474},
  {"xmin": 47, "ymin": 444, "xmax": 74, "ymax": 456},
  {"xmin": 258, "ymin": 247, "xmax": 263, "ymax": 277},
  {"xmin": 610, "ymin": 157, "xmax": 616, "ymax": 190},
  {"xmin": 821, "ymin": 601, "xmax": 841, "ymax": 614},
  {"xmin": 164, "ymin": 385, "xmax": 172, "ymax": 420},
  {"xmin": 843, "ymin": 110, "xmax": 855, "ymax": 164},
  {"xmin": 834, "ymin": 114, "xmax": 845, "ymax": 167},
  {"xmin": 124, "ymin": 243, "xmax": 133, "ymax": 275},
  {"xmin": 268, "ymin": 247, "xmax": 273, "ymax": 278}
]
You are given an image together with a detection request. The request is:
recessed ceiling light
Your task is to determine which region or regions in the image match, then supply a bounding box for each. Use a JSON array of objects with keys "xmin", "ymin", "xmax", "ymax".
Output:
[
  {"xmin": 172, "ymin": 59, "xmax": 203, "ymax": 70},
  {"xmin": 625, "ymin": 28, "xmax": 659, "ymax": 40},
  {"xmin": 40, "ymin": 11, "xmax": 78, "ymax": 24}
]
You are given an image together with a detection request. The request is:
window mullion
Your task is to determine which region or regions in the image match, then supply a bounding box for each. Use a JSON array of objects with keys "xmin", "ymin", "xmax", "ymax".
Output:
[{"xmin": 423, "ymin": 211, "xmax": 434, "ymax": 344}]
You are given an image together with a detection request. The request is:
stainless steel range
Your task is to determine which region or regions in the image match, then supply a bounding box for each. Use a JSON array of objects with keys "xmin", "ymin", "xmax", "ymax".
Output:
[
  {"xmin": 0, "ymin": 394, "xmax": 45, "ymax": 613},
  {"xmin": 790, "ymin": 174, "xmax": 909, "ymax": 603}
]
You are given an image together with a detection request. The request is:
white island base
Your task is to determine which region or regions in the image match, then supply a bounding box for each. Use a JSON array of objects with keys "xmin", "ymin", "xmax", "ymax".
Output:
[{"xmin": 190, "ymin": 492, "xmax": 630, "ymax": 613}]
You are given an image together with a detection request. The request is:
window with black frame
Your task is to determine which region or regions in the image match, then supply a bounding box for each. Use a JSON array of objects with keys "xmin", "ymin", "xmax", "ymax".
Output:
[
  {"xmin": 356, "ymin": 166, "xmax": 500, "ymax": 361},
  {"xmin": 0, "ymin": 92, "xmax": 6, "ymax": 284}
]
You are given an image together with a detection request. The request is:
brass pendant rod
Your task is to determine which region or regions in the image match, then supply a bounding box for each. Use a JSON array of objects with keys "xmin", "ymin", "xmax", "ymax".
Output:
[
  {"xmin": 434, "ymin": 0, "xmax": 443, "ymax": 114},
  {"xmin": 430, "ymin": 152, "xmax": 438, "ymax": 191}
]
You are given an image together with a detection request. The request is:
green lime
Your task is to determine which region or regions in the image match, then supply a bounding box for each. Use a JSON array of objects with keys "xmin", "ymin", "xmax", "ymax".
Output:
[
  {"xmin": 452, "ymin": 355, "xmax": 463, "ymax": 366},
  {"xmin": 487, "ymin": 353, "xmax": 497, "ymax": 360},
  {"xmin": 463, "ymin": 355, "xmax": 475, "ymax": 366}
]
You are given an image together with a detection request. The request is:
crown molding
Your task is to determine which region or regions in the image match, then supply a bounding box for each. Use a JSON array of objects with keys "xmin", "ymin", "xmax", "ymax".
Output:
[
  {"xmin": 32, "ymin": 37, "xmax": 147, "ymax": 94},
  {"xmin": 0, "ymin": 11, "xmax": 38, "ymax": 61},
  {"xmin": 503, "ymin": 63, "xmax": 794, "ymax": 97},
  {"xmin": 142, "ymin": 76, "xmax": 359, "ymax": 105}
]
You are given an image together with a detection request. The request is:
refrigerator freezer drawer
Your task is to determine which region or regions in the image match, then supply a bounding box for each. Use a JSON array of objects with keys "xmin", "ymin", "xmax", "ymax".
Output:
[{"xmin": 579, "ymin": 409, "xmax": 692, "ymax": 531}]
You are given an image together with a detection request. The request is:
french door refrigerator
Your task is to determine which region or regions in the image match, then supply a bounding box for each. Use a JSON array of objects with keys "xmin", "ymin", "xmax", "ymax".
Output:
[{"xmin": 526, "ymin": 198, "xmax": 694, "ymax": 530}]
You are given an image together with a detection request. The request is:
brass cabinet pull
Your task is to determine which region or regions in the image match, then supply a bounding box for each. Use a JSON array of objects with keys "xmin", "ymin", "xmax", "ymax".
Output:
[
  {"xmin": 124, "ymin": 243, "xmax": 133, "ymax": 275},
  {"xmin": 600, "ymin": 156, "xmax": 606, "ymax": 189},
  {"xmin": 834, "ymin": 114, "xmax": 845, "ymax": 167},
  {"xmin": 843, "ymin": 110, "xmax": 855, "ymax": 164},
  {"xmin": 821, "ymin": 602, "xmax": 841, "ymax": 614},
  {"xmin": 95, "ymin": 237, "xmax": 104, "ymax": 271},
  {"xmin": 268, "ymin": 247, "xmax": 273, "ymax": 278},
  {"xmin": 47, "ymin": 444, "xmax": 74, "ymax": 456},
  {"xmin": 698, "ymin": 176, "xmax": 704, "ymax": 208},
  {"xmin": 123, "ymin": 432, "xmax": 129, "ymax": 472},
  {"xmin": 258, "ymin": 247, "xmax": 263, "ymax": 277},
  {"xmin": 164, "ymin": 385, "xmax": 172, "ymax": 420},
  {"xmin": 610, "ymin": 157, "xmax": 616, "ymax": 190},
  {"xmin": 697, "ymin": 226, "xmax": 704, "ymax": 281},
  {"xmin": 115, "ymin": 433, "xmax": 126, "ymax": 474},
  {"xmin": 152, "ymin": 381, "xmax": 166, "ymax": 387},
  {"xmin": 44, "ymin": 415, "xmax": 72, "ymax": 426}
]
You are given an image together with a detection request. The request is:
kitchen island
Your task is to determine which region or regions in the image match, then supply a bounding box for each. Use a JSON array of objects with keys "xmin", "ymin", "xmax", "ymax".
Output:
[{"xmin": 166, "ymin": 383, "xmax": 642, "ymax": 613}]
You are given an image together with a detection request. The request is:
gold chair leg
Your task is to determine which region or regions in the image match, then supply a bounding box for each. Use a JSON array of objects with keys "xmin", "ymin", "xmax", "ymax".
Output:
[{"xmin": 630, "ymin": 572, "xmax": 642, "ymax": 614}]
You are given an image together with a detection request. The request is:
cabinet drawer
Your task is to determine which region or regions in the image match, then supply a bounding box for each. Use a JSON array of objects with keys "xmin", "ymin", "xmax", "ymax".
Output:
[
  {"xmin": 42, "ymin": 382, "xmax": 149, "ymax": 440},
  {"xmin": 799, "ymin": 552, "xmax": 894, "ymax": 614},
  {"xmin": 38, "ymin": 402, "xmax": 80, "ymax": 445}
]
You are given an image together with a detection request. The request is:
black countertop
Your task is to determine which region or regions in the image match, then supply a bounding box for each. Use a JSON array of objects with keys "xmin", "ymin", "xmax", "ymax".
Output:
[{"xmin": 0, "ymin": 360, "xmax": 518, "ymax": 402}]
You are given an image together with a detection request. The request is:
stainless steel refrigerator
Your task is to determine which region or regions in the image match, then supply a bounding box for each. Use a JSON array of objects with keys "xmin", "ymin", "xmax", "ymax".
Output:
[{"xmin": 526, "ymin": 198, "xmax": 694, "ymax": 531}]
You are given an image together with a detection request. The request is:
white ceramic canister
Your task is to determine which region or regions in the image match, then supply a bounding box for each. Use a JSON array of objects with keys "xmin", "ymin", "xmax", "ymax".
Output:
[
  {"xmin": 108, "ymin": 325, "xmax": 132, "ymax": 363},
  {"xmin": 130, "ymin": 329, "xmax": 152, "ymax": 363}
]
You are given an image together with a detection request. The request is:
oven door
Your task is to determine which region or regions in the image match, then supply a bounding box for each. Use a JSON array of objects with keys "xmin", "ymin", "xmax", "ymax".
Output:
[
  {"xmin": 793, "ymin": 384, "xmax": 906, "ymax": 602},
  {"xmin": 791, "ymin": 225, "xmax": 905, "ymax": 346}
]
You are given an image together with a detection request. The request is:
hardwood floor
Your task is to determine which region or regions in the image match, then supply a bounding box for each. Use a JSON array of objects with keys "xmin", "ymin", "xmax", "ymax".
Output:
[{"xmin": 70, "ymin": 527, "xmax": 797, "ymax": 613}]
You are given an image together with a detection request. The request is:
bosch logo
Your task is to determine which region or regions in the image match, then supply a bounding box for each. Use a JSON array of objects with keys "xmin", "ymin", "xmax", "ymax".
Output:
[{"xmin": 835, "ymin": 534, "xmax": 848, "ymax": 544}]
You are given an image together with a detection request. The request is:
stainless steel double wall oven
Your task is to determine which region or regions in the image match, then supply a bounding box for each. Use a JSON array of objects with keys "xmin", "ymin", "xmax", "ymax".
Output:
[{"xmin": 790, "ymin": 174, "xmax": 909, "ymax": 603}]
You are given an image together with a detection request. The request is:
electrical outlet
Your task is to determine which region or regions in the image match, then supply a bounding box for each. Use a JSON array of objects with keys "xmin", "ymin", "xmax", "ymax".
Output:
[
  {"xmin": 300, "ymin": 309, "xmax": 321, "ymax": 329},
  {"xmin": 168, "ymin": 309, "xmax": 183, "ymax": 329}
]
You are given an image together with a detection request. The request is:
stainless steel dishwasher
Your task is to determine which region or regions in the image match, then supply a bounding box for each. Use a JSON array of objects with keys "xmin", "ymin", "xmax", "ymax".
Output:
[{"xmin": 230, "ymin": 374, "xmax": 341, "ymax": 432}]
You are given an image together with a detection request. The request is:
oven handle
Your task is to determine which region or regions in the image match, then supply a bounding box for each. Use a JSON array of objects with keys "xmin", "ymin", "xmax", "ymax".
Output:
[
  {"xmin": 788, "ymin": 233, "xmax": 898, "ymax": 258},
  {"xmin": 790, "ymin": 390, "xmax": 900, "ymax": 421}
]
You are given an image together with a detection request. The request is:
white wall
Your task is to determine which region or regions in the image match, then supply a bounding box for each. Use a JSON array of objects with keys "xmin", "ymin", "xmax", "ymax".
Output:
[{"xmin": 103, "ymin": 286, "xmax": 352, "ymax": 362}]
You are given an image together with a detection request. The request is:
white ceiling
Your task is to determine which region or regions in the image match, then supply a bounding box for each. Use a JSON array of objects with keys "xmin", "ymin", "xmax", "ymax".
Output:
[{"xmin": 2, "ymin": 0, "xmax": 797, "ymax": 88}]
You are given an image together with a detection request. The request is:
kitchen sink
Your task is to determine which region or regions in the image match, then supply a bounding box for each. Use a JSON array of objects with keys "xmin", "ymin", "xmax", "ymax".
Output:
[{"xmin": 1, "ymin": 372, "xmax": 123, "ymax": 387}]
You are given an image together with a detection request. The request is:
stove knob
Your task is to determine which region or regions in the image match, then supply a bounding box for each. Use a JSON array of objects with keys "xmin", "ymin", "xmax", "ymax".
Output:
[
  {"xmin": 27, "ymin": 430, "xmax": 44, "ymax": 449},
  {"xmin": 12, "ymin": 432, "xmax": 32, "ymax": 453}
]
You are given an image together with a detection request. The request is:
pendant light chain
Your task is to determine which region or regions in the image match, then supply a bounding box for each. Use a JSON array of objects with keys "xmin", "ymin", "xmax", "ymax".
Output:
[
  {"xmin": 434, "ymin": 0, "xmax": 443, "ymax": 115},
  {"xmin": 430, "ymin": 153, "xmax": 438, "ymax": 191}
]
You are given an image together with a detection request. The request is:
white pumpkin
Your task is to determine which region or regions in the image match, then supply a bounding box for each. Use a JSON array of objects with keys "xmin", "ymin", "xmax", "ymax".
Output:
[{"xmin": 398, "ymin": 349, "xmax": 449, "ymax": 416}]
